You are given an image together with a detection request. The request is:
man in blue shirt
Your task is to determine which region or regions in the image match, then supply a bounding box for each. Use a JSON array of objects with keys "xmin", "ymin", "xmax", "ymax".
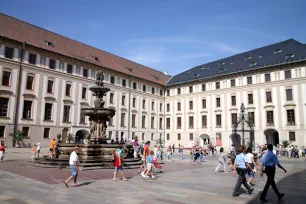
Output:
[{"xmin": 260, "ymin": 144, "xmax": 287, "ymax": 202}]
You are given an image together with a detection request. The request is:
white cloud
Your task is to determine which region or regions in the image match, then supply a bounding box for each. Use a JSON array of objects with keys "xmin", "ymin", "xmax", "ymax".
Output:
[
  {"xmin": 210, "ymin": 42, "xmax": 245, "ymax": 54},
  {"xmin": 124, "ymin": 46, "xmax": 165, "ymax": 66},
  {"xmin": 125, "ymin": 36, "xmax": 203, "ymax": 45}
]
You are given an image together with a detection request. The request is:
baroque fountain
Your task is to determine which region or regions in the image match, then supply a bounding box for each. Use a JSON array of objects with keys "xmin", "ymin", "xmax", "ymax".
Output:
[{"xmin": 35, "ymin": 71, "xmax": 141, "ymax": 170}]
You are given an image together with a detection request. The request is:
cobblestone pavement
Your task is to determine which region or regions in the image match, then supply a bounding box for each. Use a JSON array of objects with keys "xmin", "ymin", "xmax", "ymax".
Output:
[{"xmin": 0, "ymin": 155, "xmax": 305, "ymax": 204}]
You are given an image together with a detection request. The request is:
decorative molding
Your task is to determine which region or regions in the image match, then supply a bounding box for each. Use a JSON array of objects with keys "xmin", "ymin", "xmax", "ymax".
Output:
[
  {"xmin": 214, "ymin": 109, "xmax": 223, "ymax": 113},
  {"xmin": 283, "ymin": 103, "xmax": 296, "ymax": 108},
  {"xmin": 63, "ymin": 99, "xmax": 74, "ymax": 105},
  {"xmin": 229, "ymin": 108, "xmax": 238, "ymax": 111},
  {"xmin": 200, "ymin": 110, "xmax": 208, "ymax": 114},
  {"xmin": 80, "ymin": 102, "xmax": 90, "ymax": 107},
  {"xmin": 132, "ymin": 110, "xmax": 138, "ymax": 113},
  {"xmin": 0, "ymin": 89, "xmax": 13, "ymax": 96},
  {"xmin": 264, "ymin": 104, "xmax": 275, "ymax": 109},
  {"xmin": 121, "ymin": 108, "xmax": 127, "ymax": 112},
  {"xmin": 44, "ymin": 96, "xmax": 56, "ymax": 102},
  {"xmin": 246, "ymin": 106, "xmax": 256, "ymax": 110},
  {"xmin": 23, "ymin": 93, "xmax": 37, "ymax": 99},
  {"xmin": 176, "ymin": 113, "xmax": 182, "ymax": 116},
  {"xmin": 142, "ymin": 111, "xmax": 147, "ymax": 115},
  {"xmin": 187, "ymin": 111, "xmax": 194, "ymax": 115},
  {"xmin": 151, "ymin": 113, "xmax": 156, "ymax": 116}
]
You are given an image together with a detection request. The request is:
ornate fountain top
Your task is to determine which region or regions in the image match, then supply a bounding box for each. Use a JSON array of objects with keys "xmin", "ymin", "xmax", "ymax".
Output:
[{"xmin": 96, "ymin": 71, "xmax": 104, "ymax": 87}]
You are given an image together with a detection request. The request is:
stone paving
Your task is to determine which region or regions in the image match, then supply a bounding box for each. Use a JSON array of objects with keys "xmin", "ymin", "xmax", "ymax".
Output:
[{"xmin": 0, "ymin": 153, "xmax": 305, "ymax": 204}]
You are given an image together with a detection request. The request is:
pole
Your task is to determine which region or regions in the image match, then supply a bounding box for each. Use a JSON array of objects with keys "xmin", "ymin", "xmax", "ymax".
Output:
[
  {"xmin": 127, "ymin": 75, "xmax": 133, "ymax": 139},
  {"xmin": 13, "ymin": 42, "xmax": 25, "ymax": 147}
]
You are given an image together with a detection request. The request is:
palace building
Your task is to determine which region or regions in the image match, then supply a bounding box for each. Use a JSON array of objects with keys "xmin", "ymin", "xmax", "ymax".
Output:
[{"xmin": 0, "ymin": 13, "xmax": 305, "ymax": 149}]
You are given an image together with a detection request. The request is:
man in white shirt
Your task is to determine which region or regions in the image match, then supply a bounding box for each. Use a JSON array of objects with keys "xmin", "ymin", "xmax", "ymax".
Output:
[{"xmin": 64, "ymin": 146, "xmax": 80, "ymax": 187}]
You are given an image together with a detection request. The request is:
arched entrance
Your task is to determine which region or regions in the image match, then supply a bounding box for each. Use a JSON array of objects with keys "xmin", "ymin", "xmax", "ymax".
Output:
[
  {"xmin": 264, "ymin": 129, "xmax": 279, "ymax": 146},
  {"xmin": 62, "ymin": 128, "xmax": 69, "ymax": 144},
  {"xmin": 230, "ymin": 133, "xmax": 241, "ymax": 149},
  {"xmin": 199, "ymin": 134, "xmax": 210, "ymax": 146},
  {"xmin": 75, "ymin": 129, "xmax": 90, "ymax": 144}
]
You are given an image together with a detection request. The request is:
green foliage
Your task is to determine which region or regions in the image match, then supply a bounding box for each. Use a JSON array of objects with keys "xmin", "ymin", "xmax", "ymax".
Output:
[
  {"xmin": 67, "ymin": 133, "xmax": 72, "ymax": 144},
  {"xmin": 155, "ymin": 138, "xmax": 164, "ymax": 148},
  {"xmin": 281, "ymin": 140, "xmax": 291, "ymax": 148},
  {"xmin": 14, "ymin": 130, "xmax": 24, "ymax": 146}
]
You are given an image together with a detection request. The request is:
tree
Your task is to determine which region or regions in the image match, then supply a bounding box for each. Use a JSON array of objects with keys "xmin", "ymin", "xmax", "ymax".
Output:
[
  {"xmin": 281, "ymin": 140, "xmax": 291, "ymax": 148},
  {"xmin": 155, "ymin": 137, "xmax": 165, "ymax": 148},
  {"xmin": 14, "ymin": 130, "xmax": 24, "ymax": 147},
  {"xmin": 67, "ymin": 133, "xmax": 73, "ymax": 144}
]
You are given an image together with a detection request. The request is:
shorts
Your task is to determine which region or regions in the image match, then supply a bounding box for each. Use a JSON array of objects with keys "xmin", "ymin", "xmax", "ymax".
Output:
[
  {"xmin": 141, "ymin": 159, "xmax": 147, "ymax": 166},
  {"xmin": 37, "ymin": 150, "xmax": 40, "ymax": 153},
  {"xmin": 114, "ymin": 166, "xmax": 124, "ymax": 172},
  {"xmin": 247, "ymin": 163, "xmax": 255, "ymax": 177},
  {"xmin": 50, "ymin": 148, "xmax": 54, "ymax": 152},
  {"xmin": 147, "ymin": 163, "xmax": 153, "ymax": 172},
  {"xmin": 32, "ymin": 154, "xmax": 36, "ymax": 158},
  {"xmin": 70, "ymin": 165, "xmax": 78, "ymax": 177},
  {"xmin": 0, "ymin": 151, "xmax": 3, "ymax": 158}
]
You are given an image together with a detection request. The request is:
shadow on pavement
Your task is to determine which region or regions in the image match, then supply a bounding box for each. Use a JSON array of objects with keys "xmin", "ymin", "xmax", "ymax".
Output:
[
  {"xmin": 79, "ymin": 181, "xmax": 96, "ymax": 186},
  {"xmin": 247, "ymin": 169, "xmax": 306, "ymax": 204}
]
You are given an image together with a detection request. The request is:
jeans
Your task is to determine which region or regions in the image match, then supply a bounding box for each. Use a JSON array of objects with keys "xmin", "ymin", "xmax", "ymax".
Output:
[
  {"xmin": 215, "ymin": 162, "xmax": 226, "ymax": 172},
  {"xmin": 260, "ymin": 167, "xmax": 281, "ymax": 199},
  {"xmin": 233, "ymin": 168, "xmax": 252, "ymax": 195},
  {"xmin": 180, "ymin": 151, "xmax": 183, "ymax": 159}
]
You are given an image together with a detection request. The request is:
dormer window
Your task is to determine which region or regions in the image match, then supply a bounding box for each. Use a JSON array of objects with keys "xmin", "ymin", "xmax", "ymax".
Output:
[
  {"xmin": 274, "ymin": 49, "xmax": 282, "ymax": 54},
  {"xmin": 44, "ymin": 40, "xmax": 54, "ymax": 47},
  {"xmin": 245, "ymin": 56, "xmax": 251, "ymax": 60},
  {"xmin": 94, "ymin": 57, "xmax": 99, "ymax": 61},
  {"xmin": 258, "ymin": 56, "xmax": 263, "ymax": 58},
  {"xmin": 125, "ymin": 67, "xmax": 133, "ymax": 72},
  {"xmin": 249, "ymin": 62, "xmax": 257, "ymax": 67},
  {"xmin": 220, "ymin": 62, "xmax": 225, "ymax": 65},
  {"xmin": 153, "ymin": 76, "xmax": 159, "ymax": 80},
  {"xmin": 200, "ymin": 66, "xmax": 205, "ymax": 70},
  {"xmin": 286, "ymin": 54, "xmax": 294, "ymax": 59}
]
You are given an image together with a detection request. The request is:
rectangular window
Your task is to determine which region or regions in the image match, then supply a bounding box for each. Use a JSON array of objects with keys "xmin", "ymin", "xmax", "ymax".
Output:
[
  {"xmin": 82, "ymin": 87, "xmax": 87, "ymax": 99},
  {"xmin": 289, "ymin": 131, "xmax": 295, "ymax": 141},
  {"xmin": 189, "ymin": 101, "xmax": 193, "ymax": 110},
  {"xmin": 108, "ymin": 117, "xmax": 113, "ymax": 126},
  {"xmin": 231, "ymin": 79, "xmax": 235, "ymax": 87},
  {"xmin": 178, "ymin": 133, "xmax": 181, "ymax": 141},
  {"xmin": 166, "ymin": 118, "xmax": 170, "ymax": 129},
  {"xmin": 167, "ymin": 90, "xmax": 170, "ymax": 96},
  {"xmin": 83, "ymin": 69, "xmax": 88, "ymax": 78},
  {"xmin": 0, "ymin": 98, "xmax": 9, "ymax": 117},
  {"xmin": 285, "ymin": 70, "xmax": 291, "ymax": 79},
  {"xmin": 216, "ymin": 114, "xmax": 222, "ymax": 127},
  {"xmin": 177, "ymin": 102, "xmax": 181, "ymax": 111},
  {"xmin": 286, "ymin": 89, "xmax": 293, "ymax": 101},
  {"xmin": 231, "ymin": 95, "xmax": 236, "ymax": 106},
  {"xmin": 151, "ymin": 87, "xmax": 155, "ymax": 94},
  {"xmin": 121, "ymin": 113, "xmax": 125, "ymax": 127},
  {"xmin": 132, "ymin": 114, "xmax": 136, "ymax": 128},
  {"xmin": 47, "ymin": 80, "xmax": 54, "ymax": 94},
  {"xmin": 65, "ymin": 84, "xmax": 71, "ymax": 97},
  {"xmin": 160, "ymin": 90, "xmax": 163, "ymax": 96},
  {"xmin": 216, "ymin": 97, "xmax": 221, "ymax": 107},
  {"xmin": 26, "ymin": 75, "xmax": 34, "ymax": 90},
  {"xmin": 142, "ymin": 133, "xmax": 145, "ymax": 141},
  {"xmin": 265, "ymin": 73, "xmax": 271, "ymax": 82},
  {"xmin": 202, "ymin": 84, "xmax": 206, "ymax": 91},
  {"xmin": 22, "ymin": 100, "xmax": 32, "ymax": 119},
  {"xmin": 109, "ymin": 131, "xmax": 112, "ymax": 138},
  {"xmin": 29, "ymin": 53, "xmax": 36, "ymax": 65},
  {"xmin": 152, "ymin": 101, "xmax": 154, "ymax": 111},
  {"xmin": 177, "ymin": 88, "xmax": 181, "ymax": 95},
  {"xmin": 132, "ymin": 98, "xmax": 136, "ymax": 107},
  {"xmin": 63, "ymin": 105, "xmax": 70, "ymax": 123},
  {"xmin": 133, "ymin": 82, "xmax": 137, "ymax": 89},
  {"xmin": 67, "ymin": 64, "xmax": 73, "ymax": 74},
  {"xmin": 167, "ymin": 104, "xmax": 170, "ymax": 112},
  {"xmin": 2, "ymin": 71, "xmax": 11, "ymax": 86},
  {"xmin": 122, "ymin": 95, "xmax": 125, "ymax": 106},
  {"xmin": 80, "ymin": 111, "xmax": 85, "ymax": 124},
  {"xmin": 142, "ymin": 116, "xmax": 146, "ymax": 128},
  {"xmin": 202, "ymin": 99, "xmax": 206, "ymax": 109},
  {"xmin": 44, "ymin": 103, "xmax": 52, "ymax": 120},
  {"xmin": 0, "ymin": 126, "xmax": 5, "ymax": 138},
  {"xmin": 266, "ymin": 111, "xmax": 274, "ymax": 125},
  {"xmin": 190, "ymin": 133, "xmax": 193, "ymax": 141},
  {"xmin": 167, "ymin": 134, "xmax": 170, "ymax": 141},
  {"xmin": 49, "ymin": 59, "xmax": 56, "ymax": 69},
  {"xmin": 151, "ymin": 133, "xmax": 154, "ymax": 141},
  {"xmin": 189, "ymin": 86, "xmax": 193, "ymax": 93},
  {"xmin": 122, "ymin": 79, "xmax": 126, "ymax": 87},
  {"xmin": 143, "ymin": 85, "xmax": 146, "ymax": 92},
  {"xmin": 216, "ymin": 82, "xmax": 220, "ymax": 89},
  {"xmin": 4, "ymin": 47, "xmax": 13, "ymax": 59},
  {"xmin": 110, "ymin": 76, "xmax": 115, "ymax": 84},
  {"xmin": 160, "ymin": 103, "xmax": 162, "ymax": 112},
  {"xmin": 43, "ymin": 128, "xmax": 50, "ymax": 139},
  {"xmin": 247, "ymin": 76, "xmax": 252, "ymax": 85},
  {"xmin": 287, "ymin": 109, "xmax": 295, "ymax": 125},
  {"xmin": 22, "ymin": 127, "xmax": 30, "ymax": 139},
  {"xmin": 143, "ymin": 99, "xmax": 146, "ymax": 109},
  {"xmin": 151, "ymin": 117, "xmax": 155, "ymax": 129},
  {"xmin": 231, "ymin": 113, "xmax": 237, "ymax": 126},
  {"xmin": 248, "ymin": 112, "xmax": 255, "ymax": 125},
  {"xmin": 189, "ymin": 116, "xmax": 194, "ymax": 129},
  {"xmin": 110, "ymin": 93, "xmax": 114, "ymax": 104},
  {"xmin": 266, "ymin": 91, "xmax": 272, "ymax": 103},
  {"xmin": 202, "ymin": 115, "xmax": 207, "ymax": 128},
  {"xmin": 177, "ymin": 117, "xmax": 181, "ymax": 129},
  {"xmin": 248, "ymin": 93, "xmax": 253, "ymax": 104},
  {"xmin": 159, "ymin": 118, "xmax": 163, "ymax": 130}
]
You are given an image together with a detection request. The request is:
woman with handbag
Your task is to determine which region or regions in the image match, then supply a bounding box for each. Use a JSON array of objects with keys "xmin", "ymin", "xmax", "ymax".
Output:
[
  {"xmin": 113, "ymin": 145, "xmax": 128, "ymax": 181},
  {"xmin": 215, "ymin": 147, "xmax": 228, "ymax": 173}
]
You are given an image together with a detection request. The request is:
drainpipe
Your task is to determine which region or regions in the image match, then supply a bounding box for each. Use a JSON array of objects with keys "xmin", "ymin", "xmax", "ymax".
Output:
[
  {"xmin": 127, "ymin": 75, "xmax": 133, "ymax": 140},
  {"xmin": 13, "ymin": 42, "xmax": 26, "ymax": 147},
  {"xmin": 163, "ymin": 87, "xmax": 166, "ymax": 149}
]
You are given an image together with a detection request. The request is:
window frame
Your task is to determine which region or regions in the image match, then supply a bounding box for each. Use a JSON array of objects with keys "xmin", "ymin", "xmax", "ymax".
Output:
[
  {"xmin": 26, "ymin": 74, "xmax": 34, "ymax": 90},
  {"xmin": 2, "ymin": 70, "xmax": 11, "ymax": 87},
  {"xmin": 22, "ymin": 100, "xmax": 33, "ymax": 119},
  {"xmin": 265, "ymin": 73, "xmax": 271, "ymax": 82},
  {"xmin": 247, "ymin": 76, "xmax": 253, "ymax": 85},
  {"xmin": 0, "ymin": 97, "xmax": 9, "ymax": 117},
  {"xmin": 4, "ymin": 46, "xmax": 14, "ymax": 59}
]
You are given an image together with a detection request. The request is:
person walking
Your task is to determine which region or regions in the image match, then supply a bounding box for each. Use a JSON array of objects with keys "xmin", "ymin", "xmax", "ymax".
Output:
[
  {"xmin": 246, "ymin": 147, "xmax": 256, "ymax": 186},
  {"xmin": 113, "ymin": 145, "xmax": 128, "ymax": 181},
  {"xmin": 31, "ymin": 145, "xmax": 36, "ymax": 161},
  {"xmin": 36, "ymin": 143, "xmax": 41, "ymax": 159},
  {"xmin": 260, "ymin": 144, "xmax": 286, "ymax": 202},
  {"xmin": 64, "ymin": 146, "xmax": 80, "ymax": 187},
  {"xmin": 232, "ymin": 146, "xmax": 255, "ymax": 197},
  {"xmin": 49, "ymin": 138, "xmax": 56, "ymax": 159},
  {"xmin": 172, "ymin": 144, "xmax": 175, "ymax": 153},
  {"xmin": 215, "ymin": 147, "xmax": 227, "ymax": 173},
  {"xmin": 179, "ymin": 145, "xmax": 183, "ymax": 160},
  {"xmin": 140, "ymin": 141, "xmax": 151, "ymax": 177},
  {"xmin": 0, "ymin": 141, "xmax": 6, "ymax": 162},
  {"xmin": 167, "ymin": 145, "xmax": 172, "ymax": 162}
]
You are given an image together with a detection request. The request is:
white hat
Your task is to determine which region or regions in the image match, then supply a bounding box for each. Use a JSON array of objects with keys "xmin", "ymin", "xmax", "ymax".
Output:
[{"xmin": 37, "ymin": 143, "xmax": 40, "ymax": 145}]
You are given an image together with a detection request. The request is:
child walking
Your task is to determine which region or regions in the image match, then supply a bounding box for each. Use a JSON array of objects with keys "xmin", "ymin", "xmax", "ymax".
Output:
[
  {"xmin": 113, "ymin": 146, "xmax": 128, "ymax": 181},
  {"xmin": 215, "ymin": 147, "xmax": 228, "ymax": 173},
  {"xmin": 144, "ymin": 151, "xmax": 156, "ymax": 179},
  {"xmin": 31, "ymin": 145, "xmax": 37, "ymax": 161}
]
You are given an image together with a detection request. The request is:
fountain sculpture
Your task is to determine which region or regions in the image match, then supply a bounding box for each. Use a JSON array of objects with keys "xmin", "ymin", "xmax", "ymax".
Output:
[{"xmin": 34, "ymin": 71, "xmax": 141, "ymax": 170}]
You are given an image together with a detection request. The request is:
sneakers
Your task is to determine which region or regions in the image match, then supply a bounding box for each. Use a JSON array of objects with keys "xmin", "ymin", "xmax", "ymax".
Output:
[
  {"xmin": 248, "ymin": 188, "xmax": 254, "ymax": 194},
  {"xmin": 152, "ymin": 176, "xmax": 156, "ymax": 180},
  {"xmin": 278, "ymin": 193, "xmax": 285, "ymax": 200},
  {"xmin": 141, "ymin": 172, "xmax": 145, "ymax": 178}
]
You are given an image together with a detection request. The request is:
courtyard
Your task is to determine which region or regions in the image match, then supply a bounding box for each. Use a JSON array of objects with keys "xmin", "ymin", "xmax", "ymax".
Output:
[{"xmin": 0, "ymin": 151, "xmax": 305, "ymax": 204}]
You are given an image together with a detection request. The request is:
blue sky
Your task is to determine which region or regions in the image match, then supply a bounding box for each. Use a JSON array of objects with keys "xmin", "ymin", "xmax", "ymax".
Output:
[{"xmin": 1, "ymin": 0, "xmax": 306, "ymax": 76}]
